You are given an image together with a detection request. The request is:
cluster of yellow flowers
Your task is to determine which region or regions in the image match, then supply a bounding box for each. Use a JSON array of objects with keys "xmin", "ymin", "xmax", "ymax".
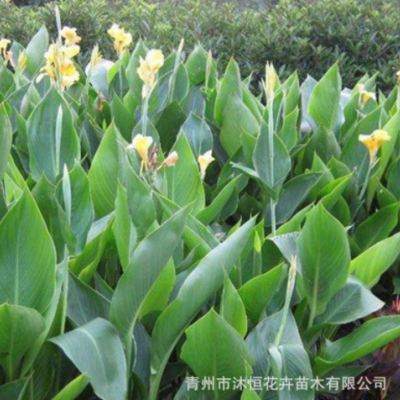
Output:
[
  {"xmin": 0, "ymin": 38, "xmax": 27, "ymax": 72},
  {"xmin": 359, "ymin": 129, "xmax": 391, "ymax": 162},
  {"xmin": 39, "ymin": 27, "xmax": 81, "ymax": 88},
  {"xmin": 137, "ymin": 50, "xmax": 165, "ymax": 98},
  {"xmin": 107, "ymin": 24, "xmax": 132, "ymax": 56},
  {"xmin": 127, "ymin": 134, "xmax": 215, "ymax": 179}
]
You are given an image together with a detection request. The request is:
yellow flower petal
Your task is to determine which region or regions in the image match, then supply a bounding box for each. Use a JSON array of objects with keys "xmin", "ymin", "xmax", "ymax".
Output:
[{"xmin": 198, "ymin": 150, "xmax": 215, "ymax": 179}]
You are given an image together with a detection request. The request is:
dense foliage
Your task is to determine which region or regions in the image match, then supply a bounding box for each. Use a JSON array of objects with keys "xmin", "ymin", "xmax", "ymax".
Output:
[
  {"xmin": 2, "ymin": 0, "xmax": 400, "ymax": 91},
  {"xmin": 1, "ymin": 19, "xmax": 400, "ymax": 400}
]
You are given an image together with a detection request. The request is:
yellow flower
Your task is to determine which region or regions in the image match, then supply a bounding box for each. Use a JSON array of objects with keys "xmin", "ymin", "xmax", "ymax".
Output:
[
  {"xmin": 264, "ymin": 62, "xmax": 276, "ymax": 101},
  {"xmin": 396, "ymin": 71, "xmax": 400, "ymax": 85},
  {"xmin": 359, "ymin": 129, "xmax": 391, "ymax": 162},
  {"xmin": 163, "ymin": 151, "xmax": 179, "ymax": 167},
  {"xmin": 198, "ymin": 150, "xmax": 215, "ymax": 180},
  {"xmin": 61, "ymin": 45, "xmax": 80, "ymax": 59},
  {"xmin": 18, "ymin": 51, "xmax": 27, "ymax": 71},
  {"xmin": 60, "ymin": 27, "xmax": 81, "ymax": 46},
  {"xmin": 146, "ymin": 49, "xmax": 164, "ymax": 72},
  {"xmin": 90, "ymin": 45, "xmax": 102, "ymax": 70},
  {"xmin": 108, "ymin": 24, "xmax": 132, "ymax": 55},
  {"xmin": 137, "ymin": 50, "xmax": 164, "ymax": 98},
  {"xmin": 357, "ymin": 84, "xmax": 376, "ymax": 106},
  {"xmin": 127, "ymin": 134, "xmax": 154, "ymax": 170},
  {"xmin": 0, "ymin": 38, "xmax": 10, "ymax": 58},
  {"xmin": 60, "ymin": 59, "xmax": 80, "ymax": 88},
  {"xmin": 45, "ymin": 44, "xmax": 59, "ymax": 64}
]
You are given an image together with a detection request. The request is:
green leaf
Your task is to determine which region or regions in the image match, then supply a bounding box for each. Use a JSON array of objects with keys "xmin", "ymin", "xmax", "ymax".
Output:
[
  {"xmin": 220, "ymin": 277, "xmax": 247, "ymax": 337},
  {"xmin": 27, "ymin": 87, "xmax": 80, "ymax": 183},
  {"xmin": 246, "ymin": 311, "xmax": 314, "ymax": 400},
  {"xmin": 215, "ymin": 59, "xmax": 243, "ymax": 126},
  {"xmin": 253, "ymin": 121, "xmax": 291, "ymax": 192},
  {"xmin": 272, "ymin": 173, "xmax": 322, "ymax": 226},
  {"xmin": 58, "ymin": 163, "xmax": 94, "ymax": 255},
  {"xmin": 0, "ymin": 188, "xmax": 56, "ymax": 313},
  {"xmin": 179, "ymin": 113, "xmax": 213, "ymax": 158},
  {"xmin": 111, "ymin": 94, "xmax": 134, "ymax": 142},
  {"xmin": 239, "ymin": 263, "xmax": 287, "ymax": 324},
  {"xmin": 353, "ymin": 203, "xmax": 399, "ymax": 252},
  {"xmin": 88, "ymin": 123, "xmax": 129, "ymax": 218},
  {"xmin": 196, "ymin": 177, "xmax": 239, "ymax": 225},
  {"xmin": 51, "ymin": 318, "xmax": 127, "ymax": 400},
  {"xmin": 25, "ymin": 26, "xmax": 49, "ymax": 75},
  {"xmin": 110, "ymin": 207, "xmax": 188, "ymax": 342},
  {"xmin": 314, "ymin": 316, "xmax": 400, "ymax": 376},
  {"xmin": 314, "ymin": 276, "xmax": 383, "ymax": 326},
  {"xmin": 113, "ymin": 184, "xmax": 137, "ymax": 271},
  {"xmin": 220, "ymin": 95, "xmax": 259, "ymax": 157},
  {"xmin": 350, "ymin": 233, "xmax": 400, "ymax": 287},
  {"xmin": 308, "ymin": 63, "xmax": 342, "ymax": 135},
  {"xmin": 67, "ymin": 272, "xmax": 110, "ymax": 327},
  {"xmin": 150, "ymin": 218, "xmax": 255, "ymax": 398},
  {"xmin": 298, "ymin": 203, "xmax": 350, "ymax": 320},
  {"xmin": 51, "ymin": 374, "xmax": 90, "ymax": 400},
  {"xmin": 181, "ymin": 309, "xmax": 253, "ymax": 400},
  {"xmin": 185, "ymin": 45, "xmax": 209, "ymax": 86},
  {"xmin": 0, "ymin": 377, "xmax": 30, "ymax": 400},
  {"xmin": 0, "ymin": 304, "xmax": 45, "ymax": 380},
  {"xmin": 165, "ymin": 134, "xmax": 205, "ymax": 213},
  {"xmin": 0, "ymin": 104, "xmax": 12, "ymax": 183}
]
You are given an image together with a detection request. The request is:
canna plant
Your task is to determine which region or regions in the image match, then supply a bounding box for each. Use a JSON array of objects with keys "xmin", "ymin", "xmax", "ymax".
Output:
[{"xmin": 1, "ymin": 13, "xmax": 400, "ymax": 400}]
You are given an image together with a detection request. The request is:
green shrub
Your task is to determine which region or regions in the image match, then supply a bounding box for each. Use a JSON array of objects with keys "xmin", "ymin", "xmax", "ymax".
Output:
[{"xmin": 1, "ymin": 0, "xmax": 400, "ymax": 91}]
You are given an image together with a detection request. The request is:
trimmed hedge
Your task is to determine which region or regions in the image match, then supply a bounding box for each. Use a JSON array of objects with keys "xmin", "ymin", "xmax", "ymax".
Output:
[{"xmin": 1, "ymin": 0, "xmax": 400, "ymax": 91}]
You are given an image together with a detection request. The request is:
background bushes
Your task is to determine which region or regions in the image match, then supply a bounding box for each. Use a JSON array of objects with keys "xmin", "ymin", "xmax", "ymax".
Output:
[{"xmin": 2, "ymin": 0, "xmax": 400, "ymax": 91}]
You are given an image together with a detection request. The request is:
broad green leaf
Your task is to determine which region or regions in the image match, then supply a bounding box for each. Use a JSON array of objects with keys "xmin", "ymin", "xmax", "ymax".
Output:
[
  {"xmin": 0, "ymin": 304, "xmax": 45, "ymax": 380},
  {"xmin": 220, "ymin": 277, "xmax": 247, "ymax": 337},
  {"xmin": 353, "ymin": 203, "xmax": 399, "ymax": 252},
  {"xmin": 239, "ymin": 263, "xmax": 287, "ymax": 324},
  {"xmin": 165, "ymin": 134, "xmax": 205, "ymax": 213},
  {"xmin": 111, "ymin": 94, "xmax": 134, "ymax": 141},
  {"xmin": 181, "ymin": 309, "xmax": 253, "ymax": 400},
  {"xmin": 51, "ymin": 318, "xmax": 127, "ymax": 400},
  {"xmin": 113, "ymin": 184, "xmax": 137, "ymax": 271},
  {"xmin": 125, "ymin": 165, "xmax": 156, "ymax": 240},
  {"xmin": 69, "ymin": 213, "xmax": 114, "ymax": 282},
  {"xmin": 25, "ymin": 25, "xmax": 49, "ymax": 75},
  {"xmin": 27, "ymin": 87, "xmax": 80, "ymax": 183},
  {"xmin": 220, "ymin": 95, "xmax": 259, "ymax": 157},
  {"xmin": 88, "ymin": 123, "xmax": 129, "ymax": 218},
  {"xmin": 298, "ymin": 204, "xmax": 350, "ymax": 320},
  {"xmin": 0, "ymin": 104, "xmax": 12, "ymax": 183},
  {"xmin": 314, "ymin": 316, "xmax": 400, "ymax": 375},
  {"xmin": 271, "ymin": 173, "xmax": 322, "ymax": 226},
  {"xmin": 0, "ymin": 188, "xmax": 56, "ymax": 313},
  {"xmin": 110, "ymin": 207, "xmax": 188, "ymax": 342},
  {"xmin": 314, "ymin": 276, "xmax": 383, "ymax": 326},
  {"xmin": 179, "ymin": 112, "xmax": 213, "ymax": 158},
  {"xmin": 246, "ymin": 311, "xmax": 314, "ymax": 400},
  {"xmin": 351, "ymin": 233, "xmax": 400, "ymax": 287},
  {"xmin": 279, "ymin": 107, "xmax": 299, "ymax": 151},
  {"xmin": 308, "ymin": 63, "xmax": 342, "ymax": 135},
  {"xmin": 185, "ymin": 45, "xmax": 209, "ymax": 86},
  {"xmin": 57, "ymin": 163, "xmax": 94, "ymax": 255},
  {"xmin": 51, "ymin": 374, "xmax": 90, "ymax": 400},
  {"xmin": 215, "ymin": 59, "xmax": 243, "ymax": 126},
  {"xmin": 196, "ymin": 177, "xmax": 239, "ymax": 225},
  {"xmin": 150, "ymin": 218, "xmax": 255, "ymax": 398},
  {"xmin": 319, "ymin": 174, "xmax": 352, "ymax": 210},
  {"xmin": 253, "ymin": 121, "xmax": 291, "ymax": 192},
  {"xmin": 0, "ymin": 377, "xmax": 30, "ymax": 400},
  {"xmin": 67, "ymin": 272, "xmax": 110, "ymax": 327}
]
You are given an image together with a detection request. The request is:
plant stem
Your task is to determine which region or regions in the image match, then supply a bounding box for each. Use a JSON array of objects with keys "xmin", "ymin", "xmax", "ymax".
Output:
[
  {"xmin": 142, "ymin": 94, "xmax": 149, "ymax": 137},
  {"xmin": 268, "ymin": 94, "xmax": 276, "ymax": 235},
  {"xmin": 118, "ymin": 57, "xmax": 123, "ymax": 99},
  {"xmin": 359, "ymin": 158, "xmax": 373, "ymax": 200},
  {"xmin": 275, "ymin": 257, "xmax": 297, "ymax": 346}
]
